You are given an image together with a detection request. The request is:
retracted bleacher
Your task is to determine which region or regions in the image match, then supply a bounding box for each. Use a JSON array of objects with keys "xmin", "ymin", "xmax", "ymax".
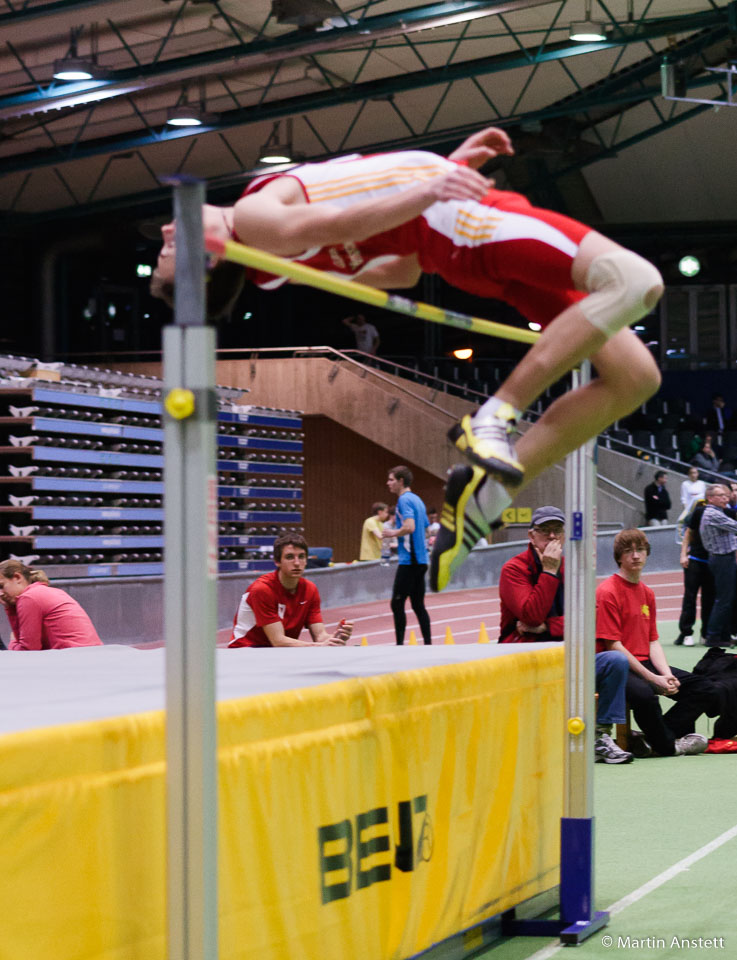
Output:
[{"xmin": 0, "ymin": 355, "xmax": 304, "ymax": 578}]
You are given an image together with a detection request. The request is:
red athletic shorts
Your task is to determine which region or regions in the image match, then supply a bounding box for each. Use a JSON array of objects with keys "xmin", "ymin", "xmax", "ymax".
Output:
[{"xmin": 419, "ymin": 189, "xmax": 592, "ymax": 327}]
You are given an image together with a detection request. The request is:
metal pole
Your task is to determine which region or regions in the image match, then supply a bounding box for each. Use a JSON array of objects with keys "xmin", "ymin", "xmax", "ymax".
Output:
[
  {"xmin": 560, "ymin": 359, "xmax": 598, "ymax": 924},
  {"xmin": 164, "ymin": 179, "xmax": 219, "ymax": 960}
]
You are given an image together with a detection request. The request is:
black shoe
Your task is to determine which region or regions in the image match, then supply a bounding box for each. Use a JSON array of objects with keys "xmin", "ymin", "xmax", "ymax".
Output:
[
  {"xmin": 430, "ymin": 465, "xmax": 492, "ymax": 592},
  {"xmin": 627, "ymin": 730, "xmax": 653, "ymax": 759},
  {"xmin": 674, "ymin": 634, "xmax": 684, "ymax": 645}
]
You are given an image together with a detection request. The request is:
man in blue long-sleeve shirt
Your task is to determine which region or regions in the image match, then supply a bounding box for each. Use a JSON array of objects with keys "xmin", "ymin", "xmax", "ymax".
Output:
[{"xmin": 699, "ymin": 484, "xmax": 737, "ymax": 648}]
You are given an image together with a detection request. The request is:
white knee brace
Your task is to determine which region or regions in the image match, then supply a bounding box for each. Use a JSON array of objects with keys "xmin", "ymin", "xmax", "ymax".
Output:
[{"xmin": 578, "ymin": 250, "xmax": 663, "ymax": 338}]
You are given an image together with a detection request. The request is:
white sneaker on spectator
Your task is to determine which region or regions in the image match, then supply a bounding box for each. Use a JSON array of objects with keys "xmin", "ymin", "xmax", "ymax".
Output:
[
  {"xmin": 674, "ymin": 733, "xmax": 708, "ymax": 756},
  {"xmin": 682, "ymin": 635, "xmax": 695, "ymax": 646},
  {"xmin": 595, "ymin": 733, "xmax": 633, "ymax": 764}
]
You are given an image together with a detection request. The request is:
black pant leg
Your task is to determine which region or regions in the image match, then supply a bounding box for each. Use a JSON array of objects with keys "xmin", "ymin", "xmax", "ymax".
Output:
[
  {"xmin": 390, "ymin": 566, "xmax": 410, "ymax": 645},
  {"xmin": 678, "ymin": 564, "xmax": 699, "ymax": 635},
  {"xmin": 699, "ymin": 564, "xmax": 716, "ymax": 639},
  {"xmin": 626, "ymin": 667, "xmax": 676, "ymax": 756},
  {"xmin": 406, "ymin": 563, "xmax": 432, "ymax": 644}
]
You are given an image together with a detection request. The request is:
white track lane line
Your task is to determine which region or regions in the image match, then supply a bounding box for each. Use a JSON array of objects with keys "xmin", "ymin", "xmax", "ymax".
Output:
[{"xmin": 521, "ymin": 824, "xmax": 737, "ymax": 960}]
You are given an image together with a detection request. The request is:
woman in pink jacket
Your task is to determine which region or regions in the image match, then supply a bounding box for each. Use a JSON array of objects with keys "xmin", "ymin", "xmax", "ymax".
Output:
[{"xmin": 0, "ymin": 561, "xmax": 102, "ymax": 650}]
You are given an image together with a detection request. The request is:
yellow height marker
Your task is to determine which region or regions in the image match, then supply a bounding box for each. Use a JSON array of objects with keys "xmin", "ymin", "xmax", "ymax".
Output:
[
  {"xmin": 206, "ymin": 235, "xmax": 540, "ymax": 346},
  {"xmin": 360, "ymin": 636, "xmax": 368, "ymax": 646},
  {"xmin": 478, "ymin": 622, "xmax": 490, "ymax": 644},
  {"xmin": 444, "ymin": 626, "xmax": 455, "ymax": 645},
  {"xmin": 408, "ymin": 630, "xmax": 418, "ymax": 645}
]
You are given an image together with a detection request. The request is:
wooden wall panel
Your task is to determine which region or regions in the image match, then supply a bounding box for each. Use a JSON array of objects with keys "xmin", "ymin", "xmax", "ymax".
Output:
[{"xmin": 302, "ymin": 415, "xmax": 446, "ymax": 562}]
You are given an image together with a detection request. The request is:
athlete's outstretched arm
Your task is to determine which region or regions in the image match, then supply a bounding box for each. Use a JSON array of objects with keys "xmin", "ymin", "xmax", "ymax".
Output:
[{"xmin": 232, "ymin": 166, "xmax": 491, "ymax": 256}]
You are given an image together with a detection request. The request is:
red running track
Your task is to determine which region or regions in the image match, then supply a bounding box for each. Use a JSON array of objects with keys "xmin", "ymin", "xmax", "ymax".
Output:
[{"xmin": 215, "ymin": 570, "xmax": 688, "ymax": 647}]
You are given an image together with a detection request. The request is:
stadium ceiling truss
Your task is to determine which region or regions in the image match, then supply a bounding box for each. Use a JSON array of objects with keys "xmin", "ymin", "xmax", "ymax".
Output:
[{"xmin": 0, "ymin": 0, "xmax": 735, "ymax": 223}]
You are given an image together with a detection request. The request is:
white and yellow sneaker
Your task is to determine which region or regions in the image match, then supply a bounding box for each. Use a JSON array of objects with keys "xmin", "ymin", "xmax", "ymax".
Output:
[{"xmin": 449, "ymin": 408, "xmax": 524, "ymax": 486}]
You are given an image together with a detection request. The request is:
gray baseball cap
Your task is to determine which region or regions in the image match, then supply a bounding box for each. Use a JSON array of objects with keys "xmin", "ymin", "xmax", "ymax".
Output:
[{"xmin": 531, "ymin": 506, "xmax": 565, "ymax": 527}]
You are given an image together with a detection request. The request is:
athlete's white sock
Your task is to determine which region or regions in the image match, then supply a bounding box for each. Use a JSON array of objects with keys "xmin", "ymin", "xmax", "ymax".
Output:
[
  {"xmin": 475, "ymin": 475, "xmax": 513, "ymax": 523},
  {"xmin": 472, "ymin": 397, "xmax": 522, "ymax": 426}
]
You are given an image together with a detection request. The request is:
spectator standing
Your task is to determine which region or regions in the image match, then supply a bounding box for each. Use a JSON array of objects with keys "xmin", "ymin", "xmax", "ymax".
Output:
[
  {"xmin": 383, "ymin": 465, "xmax": 432, "ymax": 645},
  {"xmin": 704, "ymin": 394, "xmax": 732, "ymax": 435},
  {"xmin": 359, "ymin": 502, "xmax": 389, "ymax": 561},
  {"xmin": 680, "ymin": 466, "xmax": 706, "ymax": 516},
  {"xmin": 595, "ymin": 529, "xmax": 707, "ymax": 757},
  {"xmin": 0, "ymin": 561, "xmax": 102, "ymax": 650},
  {"xmin": 497, "ymin": 505, "xmax": 633, "ymax": 763},
  {"xmin": 229, "ymin": 533, "xmax": 353, "ymax": 647},
  {"xmin": 676, "ymin": 466, "xmax": 706, "ymax": 544},
  {"xmin": 676, "ymin": 495, "xmax": 717, "ymax": 646},
  {"xmin": 699, "ymin": 484, "xmax": 737, "ymax": 648},
  {"xmin": 643, "ymin": 470, "xmax": 671, "ymax": 526},
  {"xmin": 383, "ymin": 505, "xmax": 398, "ymax": 559},
  {"xmin": 342, "ymin": 314, "xmax": 380, "ymax": 355}
]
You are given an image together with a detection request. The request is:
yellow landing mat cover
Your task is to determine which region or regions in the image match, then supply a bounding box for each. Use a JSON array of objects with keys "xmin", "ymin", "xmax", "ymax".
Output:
[{"xmin": 0, "ymin": 647, "xmax": 563, "ymax": 960}]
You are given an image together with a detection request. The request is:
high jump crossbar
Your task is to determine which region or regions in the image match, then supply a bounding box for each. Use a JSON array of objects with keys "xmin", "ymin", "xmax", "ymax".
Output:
[{"xmin": 204, "ymin": 235, "xmax": 540, "ymax": 345}]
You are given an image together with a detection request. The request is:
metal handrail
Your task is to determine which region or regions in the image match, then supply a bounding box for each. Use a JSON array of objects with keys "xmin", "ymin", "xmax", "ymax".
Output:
[
  {"xmin": 601, "ymin": 436, "xmax": 736, "ymax": 484},
  {"xmin": 219, "ymin": 344, "xmax": 463, "ymax": 420}
]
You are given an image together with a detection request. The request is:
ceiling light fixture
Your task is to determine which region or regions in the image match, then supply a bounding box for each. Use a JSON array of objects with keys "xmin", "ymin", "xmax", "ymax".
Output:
[
  {"xmin": 569, "ymin": 2, "xmax": 607, "ymax": 42},
  {"xmin": 53, "ymin": 26, "xmax": 100, "ymax": 81},
  {"xmin": 166, "ymin": 104, "xmax": 204, "ymax": 127},
  {"xmin": 53, "ymin": 56, "xmax": 97, "ymax": 81},
  {"xmin": 166, "ymin": 79, "xmax": 214, "ymax": 128},
  {"xmin": 259, "ymin": 118, "xmax": 294, "ymax": 164}
]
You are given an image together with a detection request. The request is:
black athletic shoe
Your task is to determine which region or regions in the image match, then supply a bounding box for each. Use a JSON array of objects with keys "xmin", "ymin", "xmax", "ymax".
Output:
[{"xmin": 430, "ymin": 465, "xmax": 492, "ymax": 592}]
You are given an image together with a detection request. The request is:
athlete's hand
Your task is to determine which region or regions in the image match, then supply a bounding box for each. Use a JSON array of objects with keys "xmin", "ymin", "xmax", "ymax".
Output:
[
  {"xmin": 680, "ymin": 554, "xmax": 689, "ymax": 569},
  {"xmin": 449, "ymin": 127, "xmax": 514, "ymax": 169},
  {"xmin": 431, "ymin": 165, "xmax": 492, "ymax": 203}
]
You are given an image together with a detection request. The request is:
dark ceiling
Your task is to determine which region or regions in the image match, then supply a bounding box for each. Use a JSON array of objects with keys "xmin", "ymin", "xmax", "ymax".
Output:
[{"xmin": 2, "ymin": 0, "xmax": 735, "ymax": 232}]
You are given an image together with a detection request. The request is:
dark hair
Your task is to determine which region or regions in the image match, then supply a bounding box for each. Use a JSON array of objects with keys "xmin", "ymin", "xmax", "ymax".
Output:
[
  {"xmin": 389, "ymin": 465, "xmax": 413, "ymax": 487},
  {"xmin": 150, "ymin": 260, "xmax": 245, "ymax": 322},
  {"xmin": 273, "ymin": 533, "xmax": 309, "ymax": 562},
  {"xmin": 613, "ymin": 529, "xmax": 651, "ymax": 566},
  {"xmin": 654, "ymin": 470, "xmax": 666, "ymax": 481},
  {"xmin": 371, "ymin": 502, "xmax": 388, "ymax": 515}
]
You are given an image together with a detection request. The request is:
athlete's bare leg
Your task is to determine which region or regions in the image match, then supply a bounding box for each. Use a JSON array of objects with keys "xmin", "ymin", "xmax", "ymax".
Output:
[
  {"xmin": 449, "ymin": 231, "xmax": 663, "ymax": 484},
  {"xmin": 514, "ymin": 326, "xmax": 661, "ymax": 485},
  {"xmin": 432, "ymin": 230, "xmax": 663, "ymax": 592},
  {"xmin": 490, "ymin": 232, "xmax": 661, "ymax": 412}
]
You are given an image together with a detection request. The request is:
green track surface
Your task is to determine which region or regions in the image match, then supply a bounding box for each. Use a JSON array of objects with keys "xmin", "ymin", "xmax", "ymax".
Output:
[{"xmin": 475, "ymin": 622, "xmax": 737, "ymax": 960}]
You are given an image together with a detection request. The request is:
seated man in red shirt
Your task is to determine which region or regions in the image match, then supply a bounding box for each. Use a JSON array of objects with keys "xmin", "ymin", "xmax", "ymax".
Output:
[
  {"xmin": 0, "ymin": 560, "xmax": 102, "ymax": 650},
  {"xmin": 498, "ymin": 505, "xmax": 633, "ymax": 764},
  {"xmin": 229, "ymin": 533, "xmax": 354, "ymax": 648},
  {"xmin": 595, "ymin": 529, "xmax": 707, "ymax": 757}
]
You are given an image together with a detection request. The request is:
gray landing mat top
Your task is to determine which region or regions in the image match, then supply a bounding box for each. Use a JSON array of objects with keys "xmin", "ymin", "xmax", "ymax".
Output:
[{"xmin": 0, "ymin": 643, "xmax": 556, "ymax": 735}]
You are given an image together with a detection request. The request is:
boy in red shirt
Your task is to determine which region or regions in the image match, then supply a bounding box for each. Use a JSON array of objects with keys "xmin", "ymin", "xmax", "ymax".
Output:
[
  {"xmin": 595, "ymin": 529, "xmax": 707, "ymax": 757},
  {"xmin": 229, "ymin": 533, "xmax": 353, "ymax": 648}
]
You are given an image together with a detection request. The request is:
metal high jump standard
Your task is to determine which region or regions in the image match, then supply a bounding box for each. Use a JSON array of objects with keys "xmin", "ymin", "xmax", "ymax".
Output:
[{"xmin": 163, "ymin": 182, "xmax": 607, "ymax": 959}]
